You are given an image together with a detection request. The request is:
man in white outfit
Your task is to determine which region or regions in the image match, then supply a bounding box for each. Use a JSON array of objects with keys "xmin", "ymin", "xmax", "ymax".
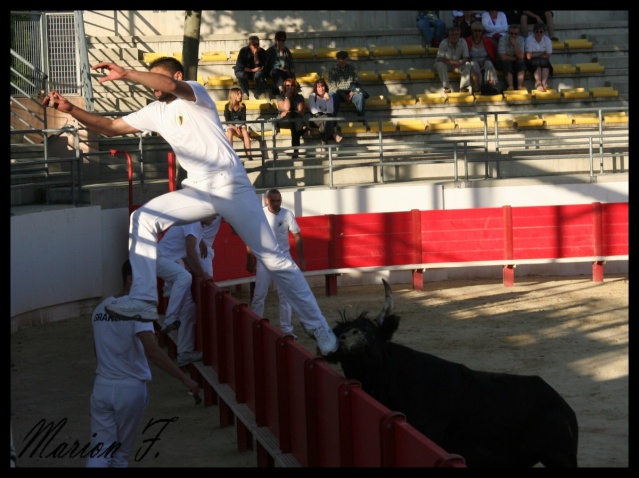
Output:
[
  {"xmin": 42, "ymin": 57, "xmax": 338, "ymax": 355},
  {"xmin": 87, "ymin": 260, "xmax": 199, "ymax": 467},
  {"xmin": 157, "ymin": 216, "xmax": 216, "ymax": 366},
  {"xmin": 247, "ymin": 189, "xmax": 304, "ymax": 337}
]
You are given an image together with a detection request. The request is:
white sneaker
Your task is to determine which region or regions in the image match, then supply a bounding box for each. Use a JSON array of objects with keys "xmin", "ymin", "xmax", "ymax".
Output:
[
  {"xmin": 282, "ymin": 330, "xmax": 298, "ymax": 340},
  {"xmin": 161, "ymin": 317, "xmax": 181, "ymax": 334},
  {"xmin": 177, "ymin": 351, "xmax": 203, "ymax": 367},
  {"xmin": 313, "ymin": 325, "xmax": 339, "ymax": 355},
  {"xmin": 106, "ymin": 299, "xmax": 161, "ymax": 322}
]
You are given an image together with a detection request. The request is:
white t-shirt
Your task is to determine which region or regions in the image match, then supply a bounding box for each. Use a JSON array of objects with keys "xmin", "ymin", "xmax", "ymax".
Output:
[
  {"xmin": 158, "ymin": 222, "xmax": 204, "ymax": 262},
  {"xmin": 122, "ymin": 81, "xmax": 243, "ymax": 179},
  {"xmin": 263, "ymin": 207, "xmax": 300, "ymax": 253},
  {"xmin": 201, "ymin": 216, "xmax": 222, "ymax": 249},
  {"xmin": 525, "ymin": 34, "xmax": 553, "ymax": 55},
  {"xmin": 92, "ymin": 295, "xmax": 154, "ymax": 381}
]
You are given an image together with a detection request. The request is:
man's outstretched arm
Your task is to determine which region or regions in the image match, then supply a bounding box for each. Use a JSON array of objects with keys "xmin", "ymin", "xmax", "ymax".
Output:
[
  {"xmin": 92, "ymin": 61, "xmax": 196, "ymax": 102},
  {"xmin": 41, "ymin": 89, "xmax": 139, "ymax": 137}
]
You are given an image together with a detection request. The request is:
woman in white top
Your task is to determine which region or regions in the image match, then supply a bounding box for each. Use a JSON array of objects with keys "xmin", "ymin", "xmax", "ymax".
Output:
[
  {"xmin": 525, "ymin": 23, "xmax": 553, "ymax": 91},
  {"xmin": 481, "ymin": 10, "xmax": 509, "ymax": 42},
  {"xmin": 308, "ymin": 78, "xmax": 342, "ymax": 148}
]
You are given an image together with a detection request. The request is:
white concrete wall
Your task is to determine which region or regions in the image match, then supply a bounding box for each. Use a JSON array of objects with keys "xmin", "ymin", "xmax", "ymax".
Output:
[
  {"xmin": 82, "ymin": 11, "xmax": 627, "ymax": 38},
  {"xmin": 10, "ymin": 177, "xmax": 628, "ymax": 331}
]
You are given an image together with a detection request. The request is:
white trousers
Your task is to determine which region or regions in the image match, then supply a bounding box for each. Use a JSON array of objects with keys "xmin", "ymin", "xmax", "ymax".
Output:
[
  {"xmin": 156, "ymin": 256, "xmax": 196, "ymax": 355},
  {"xmin": 86, "ymin": 376, "xmax": 148, "ymax": 467},
  {"xmin": 434, "ymin": 61, "xmax": 472, "ymax": 90},
  {"xmin": 128, "ymin": 166, "xmax": 328, "ymax": 333},
  {"xmin": 251, "ymin": 255, "xmax": 294, "ymax": 334},
  {"xmin": 200, "ymin": 246, "xmax": 214, "ymax": 277}
]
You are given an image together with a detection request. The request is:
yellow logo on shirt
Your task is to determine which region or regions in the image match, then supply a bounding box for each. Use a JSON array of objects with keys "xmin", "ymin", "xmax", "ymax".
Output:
[{"xmin": 176, "ymin": 113, "xmax": 184, "ymax": 126}]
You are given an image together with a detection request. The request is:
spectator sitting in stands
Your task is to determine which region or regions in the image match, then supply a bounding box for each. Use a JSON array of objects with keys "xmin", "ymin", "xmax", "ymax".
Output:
[
  {"xmin": 276, "ymin": 78, "xmax": 308, "ymax": 159},
  {"xmin": 223, "ymin": 87, "xmax": 252, "ymax": 160},
  {"xmin": 328, "ymin": 50, "xmax": 368, "ymax": 130},
  {"xmin": 525, "ymin": 23, "xmax": 553, "ymax": 91},
  {"xmin": 520, "ymin": 10, "xmax": 558, "ymax": 41},
  {"xmin": 416, "ymin": 10, "xmax": 446, "ymax": 47},
  {"xmin": 452, "ymin": 10, "xmax": 481, "ymax": 38},
  {"xmin": 496, "ymin": 23, "xmax": 527, "ymax": 90},
  {"xmin": 466, "ymin": 22, "xmax": 499, "ymax": 94},
  {"xmin": 434, "ymin": 25, "xmax": 472, "ymax": 94},
  {"xmin": 266, "ymin": 30, "xmax": 296, "ymax": 98},
  {"xmin": 308, "ymin": 77, "xmax": 342, "ymax": 150},
  {"xmin": 504, "ymin": 10, "xmax": 522, "ymax": 27},
  {"xmin": 234, "ymin": 35, "xmax": 267, "ymax": 100},
  {"xmin": 481, "ymin": 10, "xmax": 509, "ymax": 43}
]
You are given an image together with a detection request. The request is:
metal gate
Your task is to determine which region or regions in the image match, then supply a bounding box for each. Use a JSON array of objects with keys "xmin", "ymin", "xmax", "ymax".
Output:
[{"xmin": 11, "ymin": 10, "xmax": 78, "ymax": 96}]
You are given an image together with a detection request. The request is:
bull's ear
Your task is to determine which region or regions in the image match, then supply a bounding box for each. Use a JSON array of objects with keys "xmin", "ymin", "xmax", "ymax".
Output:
[{"xmin": 378, "ymin": 314, "xmax": 399, "ymax": 341}]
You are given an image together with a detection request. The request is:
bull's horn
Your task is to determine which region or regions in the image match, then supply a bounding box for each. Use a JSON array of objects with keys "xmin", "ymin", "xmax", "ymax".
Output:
[{"xmin": 375, "ymin": 279, "xmax": 393, "ymax": 325}]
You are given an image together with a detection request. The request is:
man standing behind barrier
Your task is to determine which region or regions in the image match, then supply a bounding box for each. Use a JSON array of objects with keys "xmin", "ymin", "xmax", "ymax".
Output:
[
  {"xmin": 41, "ymin": 56, "xmax": 339, "ymax": 356},
  {"xmin": 87, "ymin": 260, "xmax": 199, "ymax": 467},
  {"xmin": 247, "ymin": 189, "xmax": 305, "ymax": 338}
]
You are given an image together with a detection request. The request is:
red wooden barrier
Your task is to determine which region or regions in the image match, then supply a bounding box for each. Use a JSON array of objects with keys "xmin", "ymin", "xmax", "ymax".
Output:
[
  {"xmin": 212, "ymin": 202, "xmax": 628, "ymax": 290},
  {"xmin": 183, "ymin": 202, "xmax": 627, "ymax": 467}
]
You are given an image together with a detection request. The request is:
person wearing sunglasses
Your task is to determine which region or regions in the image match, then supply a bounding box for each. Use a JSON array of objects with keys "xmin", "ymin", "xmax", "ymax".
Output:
[
  {"xmin": 466, "ymin": 21, "xmax": 499, "ymax": 94},
  {"xmin": 496, "ymin": 24, "xmax": 527, "ymax": 91},
  {"xmin": 525, "ymin": 23, "xmax": 553, "ymax": 91}
]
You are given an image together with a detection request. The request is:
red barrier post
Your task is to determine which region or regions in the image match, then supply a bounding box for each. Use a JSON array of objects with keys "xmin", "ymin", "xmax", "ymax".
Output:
[
  {"xmin": 592, "ymin": 202, "xmax": 604, "ymax": 282},
  {"xmin": 276, "ymin": 336, "xmax": 294, "ymax": 453},
  {"xmin": 232, "ymin": 304, "xmax": 248, "ymax": 404},
  {"xmin": 502, "ymin": 205, "xmax": 515, "ymax": 287},
  {"xmin": 302, "ymin": 357, "xmax": 334, "ymax": 466},
  {"xmin": 325, "ymin": 214, "xmax": 338, "ymax": 296},
  {"xmin": 411, "ymin": 209, "xmax": 424, "ymax": 290},
  {"xmin": 380, "ymin": 412, "xmax": 408, "ymax": 467},
  {"xmin": 167, "ymin": 151, "xmax": 177, "ymax": 191}
]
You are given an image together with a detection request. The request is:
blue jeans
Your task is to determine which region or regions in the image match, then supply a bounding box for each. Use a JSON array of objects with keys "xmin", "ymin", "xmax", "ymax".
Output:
[
  {"xmin": 331, "ymin": 91, "xmax": 366, "ymax": 123},
  {"xmin": 235, "ymin": 69, "xmax": 266, "ymax": 98},
  {"xmin": 269, "ymin": 68, "xmax": 292, "ymax": 93},
  {"xmin": 416, "ymin": 17, "xmax": 446, "ymax": 45}
]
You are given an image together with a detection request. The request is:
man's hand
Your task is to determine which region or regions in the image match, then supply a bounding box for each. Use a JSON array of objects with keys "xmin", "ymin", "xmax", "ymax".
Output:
[
  {"xmin": 183, "ymin": 376, "xmax": 200, "ymax": 397},
  {"xmin": 41, "ymin": 90, "xmax": 74, "ymax": 113},
  {"xmin": 91, "ymin": 61, "xmax": 127, "ymax": 83},
  {"xmin": 246, "ymin": 253, "xmax": 256, "ymax": 273}
]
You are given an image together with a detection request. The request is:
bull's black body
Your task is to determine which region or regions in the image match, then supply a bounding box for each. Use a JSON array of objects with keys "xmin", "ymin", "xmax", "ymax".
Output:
[{"xmin": 324, "ymin": 280, "xmax": 579, "ymax": 468}]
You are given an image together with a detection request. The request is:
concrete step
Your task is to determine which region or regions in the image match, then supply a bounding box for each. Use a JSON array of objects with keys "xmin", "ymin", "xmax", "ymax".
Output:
[{"xmin": 88, "ymin": 47, "xmax": 144, "ymax": 62}]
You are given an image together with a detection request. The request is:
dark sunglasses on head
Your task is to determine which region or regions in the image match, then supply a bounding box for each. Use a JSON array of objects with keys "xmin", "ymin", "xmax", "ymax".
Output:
[{"xmin": 534, "ymin": 30, "xmax": 544, "ymax": 33}]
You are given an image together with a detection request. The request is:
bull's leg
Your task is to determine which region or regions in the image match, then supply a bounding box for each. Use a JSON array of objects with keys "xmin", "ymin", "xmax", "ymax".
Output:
[{"xmin": 528, "ymin": 409, "xmax": 578, "ymax": 467}]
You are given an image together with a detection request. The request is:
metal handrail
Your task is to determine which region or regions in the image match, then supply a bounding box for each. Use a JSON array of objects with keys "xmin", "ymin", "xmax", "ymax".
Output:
[{"xmin": 10, "ymin": 105, "xmax": 629, "ymax": 206}]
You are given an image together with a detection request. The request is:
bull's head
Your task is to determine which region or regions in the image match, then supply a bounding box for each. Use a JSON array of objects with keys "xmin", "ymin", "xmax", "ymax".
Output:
[{"xmin": 324, "ymin": 279, "xmax": 400, "ymax": 363}]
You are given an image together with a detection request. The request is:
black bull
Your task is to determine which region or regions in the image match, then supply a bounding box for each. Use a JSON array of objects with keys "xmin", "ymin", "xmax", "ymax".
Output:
[{"xmin": 324, "ymin": 280, "xmax": 578, "ymax": 467}]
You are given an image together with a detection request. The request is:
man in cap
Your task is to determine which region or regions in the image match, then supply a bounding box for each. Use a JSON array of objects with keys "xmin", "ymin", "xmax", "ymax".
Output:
[
  {"xmin": 234, "ymin": 35, "xmax": 267, "ymax": 100},
  {"xmin": 327, "ymin": 50, "xmax": 368, "ymax": 130}
]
